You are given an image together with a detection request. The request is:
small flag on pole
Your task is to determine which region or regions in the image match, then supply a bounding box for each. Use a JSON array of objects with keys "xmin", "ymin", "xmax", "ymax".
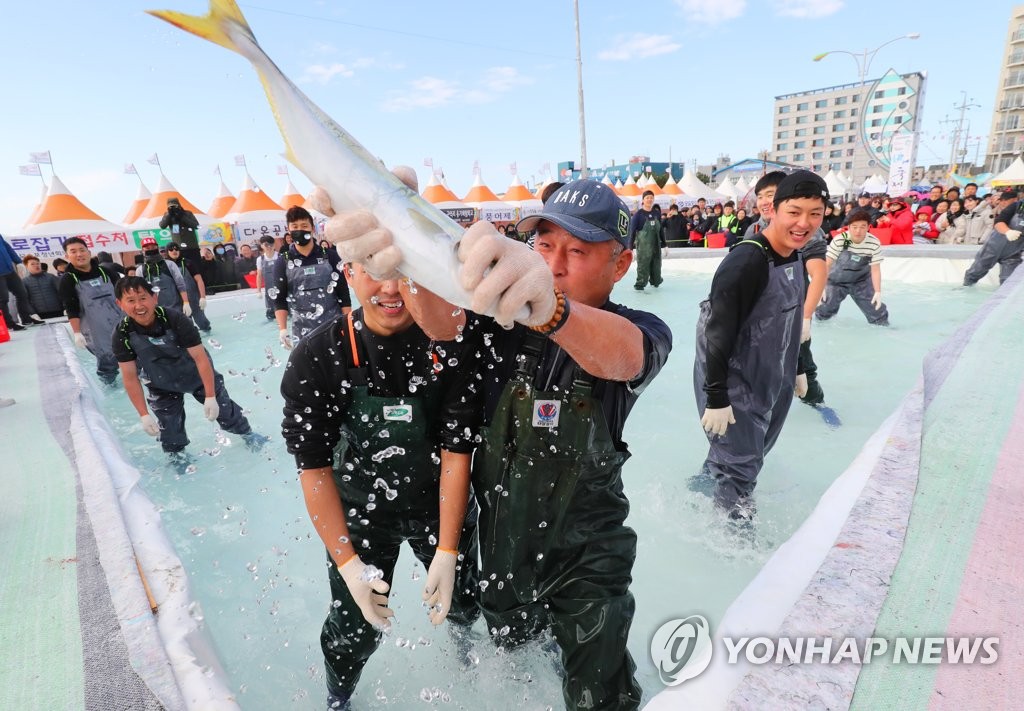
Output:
[
  {"xmin": 509, "ymin": 161, "xmax": 517, "ymax": 175},
  {"xmin": 424, "ymin": 157, "xmax": 433, "ymax": 168},
  {"xmin": 277, "ymin": 164, "xmax": 289, "ymax": 175},
  {"xmin": 234, "ymin": 154, "xmax": 247, "ymax": 167},
  {"xmin": 147, "ymin": 153, "xmax": 161, "ymax": 166},
  {"xmin": 472, "ymin": 160, "xmax": 480, "ymax": 176},
  {"xmin": 124, "ymin": 163, "xmax": 138, "ymax": 175},
  {"xmin": 540, "ymin": 162, "xmax": 550, "ymax": 176},
  {"xmin": 19, "ymin": 164, "xmax": 41, "ymax": 176},
  {"xmin": 29, "ymin": 151, "xmax": 52, "ymax": 165},
  {"xmin": 214, "ymin": 164, "xmax": 221, "ymax": 177}
]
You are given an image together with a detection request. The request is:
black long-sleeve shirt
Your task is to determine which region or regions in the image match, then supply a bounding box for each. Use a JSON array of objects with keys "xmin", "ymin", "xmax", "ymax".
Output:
[
  {"xmin": 280, "ymin": 310, "xmax": 480, "ymax": 470},
  {"xmin": 702, "ymin": 234, "xmax": 801, "ymax": 409},
  {"xmin": 58, "ymin": 261, "xmax": 120, "ymax": 319}
]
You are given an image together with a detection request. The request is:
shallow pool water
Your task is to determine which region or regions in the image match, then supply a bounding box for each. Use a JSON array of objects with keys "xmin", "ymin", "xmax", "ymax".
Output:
[{"xmin": 81, "ymin": 269, "xmax": 993, "ymax": 709}]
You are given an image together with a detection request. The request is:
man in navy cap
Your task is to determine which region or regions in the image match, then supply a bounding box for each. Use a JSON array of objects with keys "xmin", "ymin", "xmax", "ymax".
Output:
[{"xmin": 317, "ymin": 175, "xmax": 673, "ymax": 711}]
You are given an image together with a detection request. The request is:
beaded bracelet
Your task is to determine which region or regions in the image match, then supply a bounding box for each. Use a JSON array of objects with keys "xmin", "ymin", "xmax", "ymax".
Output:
[{"xmin": 530, "ymin": 288, "xmax": 570, "ymax": 336}]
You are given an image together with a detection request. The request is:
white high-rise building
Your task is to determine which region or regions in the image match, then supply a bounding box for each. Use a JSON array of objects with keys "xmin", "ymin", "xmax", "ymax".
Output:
[{"xmin": 987, "ymin": 4, "xmax": 1024, "ymax": 173}]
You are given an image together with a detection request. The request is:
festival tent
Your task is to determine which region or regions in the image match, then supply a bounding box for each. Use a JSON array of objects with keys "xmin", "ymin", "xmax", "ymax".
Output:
[
  {"xmin": 463, "ymin": 173, "xmax": 516, "ymax": 226},
  {"xmin": 990, "ymin": 157, "xmax": 1024, "ymax": 187},
  {"xmin": 122, "ymin": 181, "xmax": 153, "ymax": 225},
  {"xmin": 206, "ymin": 178, "xmax": 236, "ymax": 219},
  {"xmin": 129, "ymin": 174, "xmax": 212, "ymax": 229},
  {"xmin": 619, "ymin": 175, "xmax": 642, "ymax": 198},
  {"xmin": 502, "ymin": 175, "xmax": 543, "ymax": 218},
  {"xmin": 422, "ymin": 172, "xmax": 461, "ymax": 203},
  {"xmin": 613, "ymin": 178, "xmax": 625, "ymax": 193},
  {"xmin": 661, "ymin": 174, "xmax": 684, "ymax": 199},
  {"xmin": 23, "ymin": 183, "xmax": 48, "ymax": 228},
  {"xmin": 716, "ymin": 177, "xmax": 742, "ymax": 202},
  {"xmin": 679, "ymin": 171, "xmax": 728, "ymax": 202},
  {"xmin": 860, "ymin": 174, "xmax": 889, "ymax": 194},
  {"xmin": 223, "ymin": 173, "xmax": 285, "ymax": 224},
  {"xmin": 601, "ymin": 174, "xmax": 616, "ymax": 189},
  {"xmin": 422, "ymin": 172, "xmax": 475, "ymax": 226},
  {"xmin": 279, "ymin": 178, "xmax": 306, "ymax": 211},
  {"xmin": 824, "ymin": 170, "xmax": 848, "ymax": 199}
]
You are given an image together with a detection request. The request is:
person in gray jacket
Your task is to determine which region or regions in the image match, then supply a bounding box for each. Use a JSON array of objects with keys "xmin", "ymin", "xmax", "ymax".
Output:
[
  {"xmin": 22, "ymin": 255, "xmax": 64, "ymax": 319},
  {"xmin": 950, "ymin": 194, "xmax": 994, "ymax": 245}
]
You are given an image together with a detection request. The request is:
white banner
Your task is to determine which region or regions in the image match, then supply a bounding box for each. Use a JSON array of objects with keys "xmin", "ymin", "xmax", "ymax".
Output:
[
  {"xmin": 233, "ymin": 219, "xmax": 287, "ymax": 244},
  {"xmin": 9, "ymin": 231, "xmax": 134, "ymax": 260},
  {"xmin": 887, "ymin": 133, "xmax": 915, "ymax": 196}
]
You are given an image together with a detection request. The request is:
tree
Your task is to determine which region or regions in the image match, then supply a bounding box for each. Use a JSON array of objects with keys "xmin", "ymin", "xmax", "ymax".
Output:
[{"xmin": 696, "ymin": 172, "xmax": 711, "ymax": 185}]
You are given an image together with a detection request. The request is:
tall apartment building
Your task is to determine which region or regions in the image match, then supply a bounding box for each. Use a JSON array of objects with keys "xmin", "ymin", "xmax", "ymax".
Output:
[
  {"xmin": 987, "ymin": 4, "xmax": 1024, "ymax": 172},
  {"xmin": 770, "ymin": 70, "xmax": 926, "ymax": 185}
]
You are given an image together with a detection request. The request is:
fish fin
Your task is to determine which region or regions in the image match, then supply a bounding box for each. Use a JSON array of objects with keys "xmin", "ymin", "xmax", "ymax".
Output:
[{"xmin": 146, "ymin": 0, "xmax": 253, "ymax": 54}]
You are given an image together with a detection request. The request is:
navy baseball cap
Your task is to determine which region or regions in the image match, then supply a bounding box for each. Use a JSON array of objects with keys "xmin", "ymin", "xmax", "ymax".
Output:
[{"xmin": 516, "ymin": 179, "xmax": 631, "ymax": 247}]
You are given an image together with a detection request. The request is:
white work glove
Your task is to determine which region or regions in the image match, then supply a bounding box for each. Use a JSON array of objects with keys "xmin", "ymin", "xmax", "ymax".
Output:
[
  {"xmin": 801, "ymin": 317, "xmax": 812, "ymax": 344},
  {"xmin": 203, "ymin": 397, "xmax": 219, "ymax": 421},
  {"xmin": 312, "ymin": 166, "xmax": 418, "ymax": 281},
  {"xmin": 795, "ymin": 373, "xmax": 809, "ymax": 398},
  {"xmin": 1006, "ymin": 229, "xmax": 1021, "ymax": 242},
  {"xmin": 198, "ymin": 297, "xmax": 207, "ymax": 310},
  {"xmin": 73, "ymin": 332, "xmax": 88, "ymax": 349},
  {"xmin": 870, "ymin": 291, "xmax": 883, "ymax": 310},
  {"xmin": 338, "ymin": 555, "xmax": 393, "ymax": 630},
  {"xmin": 662, "ymin": 246, "xmax": 670, "ymax": 258},
  {"xmin": 279, "ymin": 329, "xmax": 294, "ymax": 350},
  {"xmin": 182, "ymin": 302, "xmax": 193, "ymax": 318},
  {"xmin": 422, "ymin": 549, "xmax": 458, "ymax": 626},
  {"xmin": 700, "ymin": 405, "xmax": 736, "ymax": 437},
  {"xmin": 458, "ymin": 221, "xmax": 556, "ymax": 327},
  {"xmin": 140, "ymin": 414, "xmax": 160, "ymax": 437}
]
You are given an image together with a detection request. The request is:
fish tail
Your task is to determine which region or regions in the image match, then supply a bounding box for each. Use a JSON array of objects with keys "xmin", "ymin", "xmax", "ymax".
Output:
[{"xmin": 146, "ymin": 0, "xmax": 254, "ymax": 54}]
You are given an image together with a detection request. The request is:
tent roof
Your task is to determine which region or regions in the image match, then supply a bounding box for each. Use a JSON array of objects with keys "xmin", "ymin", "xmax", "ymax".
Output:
[
  {"xmin": 206, "ymin": 179, "xmax": 236, "ymax": 219},
  {"xmin": 661, "ymin": 174, "xmax": 683, "ymax": 195},
  {"xmin": 618, "ymin": 175, "xmax": 642, "ymax": 197},
  {"xmin": 223, "ymin": 174, "xmax": 284, "ymax": 222},
  {"xmin": 679, "ymin": 171, "xmax": 727, "ymax": 201},
  {"xmin": 22, "ymin": 175, "xmax": 124, "ymax": 236},
  {"xmin": 462, "ymin": 174, "xmax": 502, "ymax": 205},
  {"xmin": 23, "ymin": 184, "xmax": 48, "ymax": 228},
  {"xmin": 422, "ymin": 172, "xmax": 460, "ymax": 204},
  {"xmin": 130, "ymin": 174, "xmax": 208, "ymax": 227},
  {"xmin": 991, "ymin": 157, "xmax": 1024, "ymax": 186},
  {"xmin": 279, "ymin": 178, "xmax": 305, "ymax": 211},
  {"xmin": 121, "ymin": 181, "xmax": 153, "ymax": 225},
  {"xmin": 502, "ymin": 175, "xmax": 536, "ymax": 202}
]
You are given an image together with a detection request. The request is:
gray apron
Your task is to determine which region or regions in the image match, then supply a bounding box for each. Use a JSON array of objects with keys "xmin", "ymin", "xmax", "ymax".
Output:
[
  {"xmin": 142, "ymin": 259, "xmax": 183, "ymax": 310},
  {"xmin": 175, "ymin": 259, "xmax": 211, "ymax": 331},
  {"xmin": 73, "ymin": 268, "xmax": 122, "ymax": 379},
  {"xmin": 694, "ymin": 240, "xmax": 804, "ymax": 509},
  {"xmin": 260, "ymin": 253, "xmax": 278, "ymax": 318},
  {"xmin": 285, "ymin": 257, "xmax": 341, "ymax": 339}
]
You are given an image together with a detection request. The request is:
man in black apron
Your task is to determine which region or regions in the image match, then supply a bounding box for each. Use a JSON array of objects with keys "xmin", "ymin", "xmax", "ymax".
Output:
[
  {"xmin": 317, "ymin": 174, "xmax": 672, "ymax": 711},
  {"xmin": 280, "ymin": 259, "xmax": 480, "ymax": 711},
  {"xmin": 255, "ymin": 235, "xmax": 278, "ymax": 321},
  {"xmin": 59, "ymin": 237, "xmax": 123, "ymax": 384},
  {"xmin": 166, "ymin": 242, "xmax": 211, "ymax": 332},
  {"xmin": 694, "ymin": 170, "xmax": 828, "ymax": 519},
  {"xmin": 138, "ymin": 236, "xmax": 191, "ymax": 316},
  {"xmin": 110, "ymin": 277, "xmax": 264, "ymax": 453}
]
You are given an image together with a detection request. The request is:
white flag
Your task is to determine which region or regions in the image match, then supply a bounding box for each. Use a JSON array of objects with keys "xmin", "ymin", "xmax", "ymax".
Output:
[
  {"xmin": 472, "ymin": 160, "xmax": 480, "ymax": 176},
  {"xmin": 277, "ymin": 164, "xmax": 289, "ymax": 175},
  {"xmin": 214, "ymin": 164, "xmax": 221, "ymax": 176},
  {"xmin": 234, "ymin": 154, "xmax": 246, "ymax": 167},
  {"xmin": 509, "ymin": 161, "xmax": 517, "ymax": 175},
  {"xmin": 147, "ymin": 153, "xmax": 160, "ymax": 165},
  {"xmin": 124, "ymin": 163, "xmax": 137, "ymax": 175},
  {"xmin": 540, "ymin": 162, "xmax": 550, "ymax": 175},
  {"xmin": 29, "ymin": 151, "xmax": 51, "ymax": 164},
  {"xmin": 19, "ymin": 164, "xmax": 41, "ymax": 176},
  {"xmin": 424, "ymin": 157, "xmax": 433, "ymax": 168}
]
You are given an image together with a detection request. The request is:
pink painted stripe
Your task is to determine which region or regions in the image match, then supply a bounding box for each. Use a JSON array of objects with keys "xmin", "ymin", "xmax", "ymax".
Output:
[{"xmin": 929, "ymin": 383, "xmax": 1024, "ymax": 710}]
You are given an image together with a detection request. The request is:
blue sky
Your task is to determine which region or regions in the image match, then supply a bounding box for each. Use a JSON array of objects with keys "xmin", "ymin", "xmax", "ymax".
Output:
[{"xmin": 0, "ymin": 0, "xmax": 1013, "ymax": 233}]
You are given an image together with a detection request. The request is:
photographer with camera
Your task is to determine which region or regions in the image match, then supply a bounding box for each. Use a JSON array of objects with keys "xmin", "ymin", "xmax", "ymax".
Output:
[{"xmin": 159, "ymin": 197, "xmax": 200, "ymax": 249}]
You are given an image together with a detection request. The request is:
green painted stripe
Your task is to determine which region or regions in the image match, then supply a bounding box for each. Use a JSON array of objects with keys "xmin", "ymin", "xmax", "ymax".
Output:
[{"xmin": 851, "ymin": 288, "xmax": 1024, "ymax": 709}]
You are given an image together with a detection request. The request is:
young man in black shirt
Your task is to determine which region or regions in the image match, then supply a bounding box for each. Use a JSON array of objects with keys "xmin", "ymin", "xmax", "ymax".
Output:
[
  {"xmin": 695, "ymin": 170, "xmax": 829, "ymax": 519},
  {"xmin": 280, "ymin": 259, "xmax": 480, "ymax": 711},
  {"xmin": 59, "ymin": 237, "xmax": 123, "ymax": 384},
  {"xmin": 963, "ymin": 190, "xmax": 1024, "ymax": 286},
  {"xmin": 111, "ymin": 277, "xmax": 263, "ymax": 454}
]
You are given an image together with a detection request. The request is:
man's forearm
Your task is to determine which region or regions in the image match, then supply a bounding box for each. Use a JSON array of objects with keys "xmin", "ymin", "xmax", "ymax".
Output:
[{"xmin": 551, "ymin": 300, "xmax": 644, "ymax": 382}]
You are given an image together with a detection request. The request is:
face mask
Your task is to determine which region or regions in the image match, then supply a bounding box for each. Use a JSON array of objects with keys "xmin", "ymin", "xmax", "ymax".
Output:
[
  {"xmin": 290, "ymin": 230, "xmax": 312, "ymax": 246},
  {"xmin": 215, "ymin": 248, "xmax": 225, "ymax": 256},
  {"xmin": 144, "ymin": 249, "xmax": 161, "ymax": 260}
]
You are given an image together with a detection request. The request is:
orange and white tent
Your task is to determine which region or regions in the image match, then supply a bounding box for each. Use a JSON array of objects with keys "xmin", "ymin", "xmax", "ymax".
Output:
[
  {"xmin": 463, "ymin": 173, "xmax": 515, "ymax": 225},
  {"xmin": 129, "ymin": 174, "xmax": 211, "ymax": 229},
  {"xmin": 501, "ymin": 175, "xmax": 543, "ymax": 218},
  {"xmin": 22, "ymin": 175, "xmax": 124, "ymax": 236},
  {"xmin": 421, "ymin": 172, "xmax": 474, "ymax": 226},
  {"xmin": 279, "ymin": 178, "xmax": 305, "ymax": 211},
  {"xmin": 122, "ymin": 181, "xmax": 153, "ymax": 225},
  {"xmin": 207, "ymin": 178, "xmax": 236, "ymax": 219},
  {"xmin": 23, "ymin": 184, "xmax": 48, "ymax": 228},
  {"xmin": 223, "ymin": 174, "xmax": 285, "ymax": 224}
]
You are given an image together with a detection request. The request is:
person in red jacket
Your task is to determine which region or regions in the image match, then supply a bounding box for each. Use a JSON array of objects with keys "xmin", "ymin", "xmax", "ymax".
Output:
[
  {"xmin": 877, "ymin": 198, "xmax": 914, "ymax": 244},
  {"xmin": 911, "ymin": 205, "xmax": 939, "ymax": 244}
]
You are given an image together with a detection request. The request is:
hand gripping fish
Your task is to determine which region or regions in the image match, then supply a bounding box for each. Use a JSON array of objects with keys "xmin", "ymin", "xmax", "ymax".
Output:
[{"xmin": 148, "ymin": 0, "xmax": 502, "ymax": 316}]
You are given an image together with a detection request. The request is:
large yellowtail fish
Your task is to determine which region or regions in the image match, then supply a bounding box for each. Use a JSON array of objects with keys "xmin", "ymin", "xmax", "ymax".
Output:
[{"xmin": 147, "ymin": 0, "xmax": 480, "ymax": 312}]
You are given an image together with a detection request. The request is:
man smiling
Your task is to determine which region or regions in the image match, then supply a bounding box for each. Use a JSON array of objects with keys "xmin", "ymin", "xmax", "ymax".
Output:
[{"xmin": 694, "ymin": 170, "xmax": 829, "ymax": 519}]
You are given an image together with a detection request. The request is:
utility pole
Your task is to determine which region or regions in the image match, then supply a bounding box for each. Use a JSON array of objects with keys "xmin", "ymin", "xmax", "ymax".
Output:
[
  {"xmin": 573, "ymin": 0, "xmax": 588, "ymax": 179},
  {"xmin": 945, "ymin": 91, "xmax": 981, "ymax": 171}
]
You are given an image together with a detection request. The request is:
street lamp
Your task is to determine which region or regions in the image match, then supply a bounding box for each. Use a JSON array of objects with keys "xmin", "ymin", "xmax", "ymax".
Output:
[{"xmin": 813, "ymin": 33, "xmax": 920, "ymax": 186}]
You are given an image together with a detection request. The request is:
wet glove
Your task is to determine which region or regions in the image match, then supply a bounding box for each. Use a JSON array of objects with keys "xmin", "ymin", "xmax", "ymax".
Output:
[
  {"xmin": 73, "ymin": 332, "xmax": 87, "ymax": 349},
  {"xmin": 1006, "ymin": 229, "xmax": 1021, "ymax": 242},
  {"xmin": 140, "ymin": 414, "xmax": 160, "ymax": 437},
  {"xmin": 700, "ymin": 406, "xmax": 735, "ymax": 437},
  {"xmin": 457, "ymin": 221, "xmax": 556, "ymax": 327},
  {"xmin": 182, "ymin": 302, "xmax": 193, "ymax": 318},
  {"xmin": 339, "ymin": 555, "xmax": 393, "ymax": 630},
  {"xmin": 422, "ymin": 549, "xmax": 458, "ymax": 626},
  {"xmin": 198, "ymin": 297, "xmax": 207, "ymax": 310},
  {"xmin": 203, "ymin": 397, "xmax": 219, "ymax": 421},
  {"xmin": 795, "ymin": 373, "xmax": 809, "ymax": 398},
  {"xmin": 801, "ymin": 318, "xmax": 812, "ymax": 343},
  {"xmin": 279, "ymin": 329, "xmax": 293, "ymax": 350},
  {"xmin": 870, "ymin": 291, "xmax": 883, "ymax": 310}
]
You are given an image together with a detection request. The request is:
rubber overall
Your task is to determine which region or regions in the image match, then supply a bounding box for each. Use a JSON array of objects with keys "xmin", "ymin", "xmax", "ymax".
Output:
[
  {"xmin": 474, "ymin": 333, "xmax": 642, "ymax": 711},
  {"xmin": 178, "ymin": 260, "xmax": 211, "ymax": 331},
  {"xmin": 963, "ymin": 208, "xmax": 1024, "ymax": 285},
  {"xmin": 321, "ymin": 314, "xmax": 480, "ymax": 699},
  {"xmin": 815, "ymin": 239, "xmax": 889, "ymax": 325},
  {"xmin": 694, "ymin": 241, "xmax": 804, "ymax": 510},
  {"xmin": 141, "ymin": 259, "xmax": 183, "ymax": 310},
  {"xmin": 285, "ymin": 257, "xmax": 341, "ymax": 341},
  {"xmin": 121, "ymin": 309, "xmax": 250, "ymax": 452},
  {"xmin": 71, "ymin": 267, "xmax": 122, "ymax": 382},
  {"xmin": 633, "ymin": 214, "xmax": 663, "ymax": 290},
  {"xmin": 260, "ymin": 254, "xmax": 278, "ymax": 320}
]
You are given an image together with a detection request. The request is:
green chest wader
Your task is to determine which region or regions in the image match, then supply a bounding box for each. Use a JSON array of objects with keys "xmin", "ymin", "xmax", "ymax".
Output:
[
  {"xmin": 634, "ymin": 216, "xmax": 662, "ymax": 289},
  {"xmin": 474, "ymin": 333, "xmax": 643, "ymax": 710}
]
